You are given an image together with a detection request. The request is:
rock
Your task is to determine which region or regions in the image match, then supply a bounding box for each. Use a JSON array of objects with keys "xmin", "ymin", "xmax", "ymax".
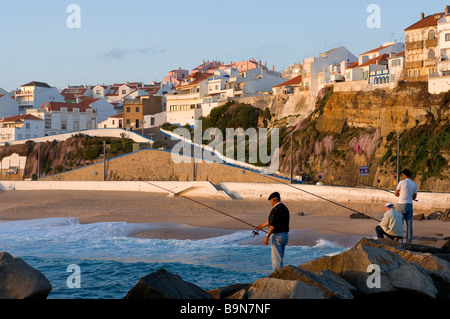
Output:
[
  {"xmin": 352, "ymin": 238, "xmax": 450, "ymax": 299},
  {"xmin": 442, "ymin": 209, "xmax": 450, "ymax": 222},
  {"xmin": 299, "ymin": 238, "xmax": 438, "ymax": 298},
  {"xmin": 268, "ymin": 265, "xmax": 355, "ymax": 299},
  {"xmin": 427, "ymin": 211, "xmax": 443, "ymax": 220},
  {"xmin": 124, "ymin": 269, "xmax": 212, "ymax": 299},
  {"xmin": 0, "ymin": 252, "xmax": 52, "ymax": 299},
  {"xmin": 349, "ymin": 213, "xmax": 371, "ymax": 219},
  {"xmin": 247, "ymin": 278, "xmax": 327, "ymax": 299},
  {"xmin": 206, "ymin": 283, "xmax": 251, "ymax": 299},
  {"xmin": 441, "ymin": 239, "xmax": 450, "ymax": 253},
  {"xmin": 413, "ymin": 213, "xmax": 425, "ymax": 221}
]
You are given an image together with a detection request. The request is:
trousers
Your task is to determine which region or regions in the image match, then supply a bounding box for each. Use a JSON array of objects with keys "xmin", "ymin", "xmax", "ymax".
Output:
[
  {"xmin": 397, "ymin": 203, "xmax": 413, "ymax": 243},
  {"xmin": 270, "ymin": 232, "xmax": 289, "ymax": 272}
]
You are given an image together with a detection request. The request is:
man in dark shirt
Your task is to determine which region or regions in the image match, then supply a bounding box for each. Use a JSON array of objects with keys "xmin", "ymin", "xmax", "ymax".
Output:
[{"xmin": 255, "ymin": 192, "xmax": 290, "ymax": 271}]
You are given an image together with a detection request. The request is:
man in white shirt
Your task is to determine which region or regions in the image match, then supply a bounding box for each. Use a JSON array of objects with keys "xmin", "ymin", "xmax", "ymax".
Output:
[{"xmin": 394, "ymin": 169, "xmax": 417, "ymax": 243}]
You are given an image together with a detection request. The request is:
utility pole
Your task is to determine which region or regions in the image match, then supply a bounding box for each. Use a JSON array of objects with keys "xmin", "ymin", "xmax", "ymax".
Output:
[
  {"xmin": 396, "ymin": 132, "xmax": 400, "ymax": 185},
  {"xmin": 103, "ymin": 141, "xmax": 106, "ymax": 181},
  {"xmin": 290, "ymin": 133, "xmax": 293, "ymax": 184},
  {"xmin": 37, "ymin": 143, "xmax": 40, "ymax": 180}
]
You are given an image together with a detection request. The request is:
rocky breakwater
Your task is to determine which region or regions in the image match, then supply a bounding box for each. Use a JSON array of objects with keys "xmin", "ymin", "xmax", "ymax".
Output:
[
  {"xmin": 0, "ymin": 252, "xmax": 52, "ymax": 299},
  {"xmin": 126, "ymin": 238, "xmax": 450, "ymax": 299}
]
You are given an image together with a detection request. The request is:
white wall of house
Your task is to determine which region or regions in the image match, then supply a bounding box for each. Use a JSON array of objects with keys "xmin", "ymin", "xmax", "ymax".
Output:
[
  {"xmin": 15, "ymin": 86, "xmax": 64, "ymax": 111},
  {"xmin": 28, "ymin": 108, "xmax": 96, "ymax": 136},
  {"xmin": 88, "ymin": 99, "xmax": 116, "ymax": 123},
  {"xmin": 0, "ymin": 118, "xmax": 44, "ymax": 143},
  {"xmin": 0, "ymin": 95, "xmax": 20, "ymax": 119},
  {"xmin": 143, "ymin": 111, "xmax": 166, "ymax": 128}
]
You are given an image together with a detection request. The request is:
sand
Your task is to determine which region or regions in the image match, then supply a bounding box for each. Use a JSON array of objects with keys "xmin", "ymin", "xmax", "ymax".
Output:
[{"xmin": 0, "ymin": 190, "xmax": 448, "ymax": 248}]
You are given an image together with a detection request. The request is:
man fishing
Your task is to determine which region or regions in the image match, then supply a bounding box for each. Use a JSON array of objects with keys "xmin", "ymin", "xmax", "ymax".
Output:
[
  {"xmin": 255, "ymin": 192, "xmax": 290, "ymax": 272},
  {"xmin": 375, "ymin": 203, "xmax": 404, "ymax": 241}
]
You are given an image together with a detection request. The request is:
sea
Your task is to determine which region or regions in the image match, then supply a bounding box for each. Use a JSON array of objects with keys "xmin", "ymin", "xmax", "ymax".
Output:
[{"xmin": 0, "ymin": 218, "xmax": 349, "ymax": 299}]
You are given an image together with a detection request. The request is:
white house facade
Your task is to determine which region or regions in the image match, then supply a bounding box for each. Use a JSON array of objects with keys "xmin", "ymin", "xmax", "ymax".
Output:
[
  {"xmin": 0, "ymin": 94, "xmax": 20, "ymax": 119},
  {"xmin": 14, "ymin": 81, "xmax": 64, "ymax": 113},
  {"xmin": 0, "ymin": 114, "xmax": 44, "ymax": 143}
]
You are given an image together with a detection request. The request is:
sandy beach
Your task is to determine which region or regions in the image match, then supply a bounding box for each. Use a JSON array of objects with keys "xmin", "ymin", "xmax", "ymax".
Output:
[{"xmin": 0, "ymin": 190, "xmax": 448, "ymax": 248}]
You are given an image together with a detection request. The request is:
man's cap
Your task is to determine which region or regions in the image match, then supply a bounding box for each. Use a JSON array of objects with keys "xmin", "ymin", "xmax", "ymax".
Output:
[
  {"xmin": 268, "ymin": 192, "xmax": 280, "ymax": 201},
  {"xmin": 385, "ymin": 202, "xmax": 394, "ymax": 208}
]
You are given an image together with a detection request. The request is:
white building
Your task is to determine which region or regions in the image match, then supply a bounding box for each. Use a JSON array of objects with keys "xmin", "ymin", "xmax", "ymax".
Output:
[
  {"xmin": 14, "ymin": 81, "xmax": 65, "ymax": 113},
  {"xmin": 80, "ymin": 98, "xmax": 116, "ymax": 123},
  {"xmin": 0, "ymin": 94, "xmax": 20, "ymax": 119},
  {"xmin": 429, "ymin": 13, "xmax": 450, "ymax": 93},
  {"xmin": 302, "ymin": 47, "xmax": 358, "ymax": 96},
  {"xmin": 29, "ymin": 101, "xmax": 96, "ymax": 136},
  {"xmin": 0, "ymin": 114, "xmax": 44, "ymax": 143},
  {"xmin": 166, "ymin": 72, "xmax": 212, "ymax": 126},
  {"xmin": 98, "ymin": 113, "xmax": 123, "ymax": 129}
]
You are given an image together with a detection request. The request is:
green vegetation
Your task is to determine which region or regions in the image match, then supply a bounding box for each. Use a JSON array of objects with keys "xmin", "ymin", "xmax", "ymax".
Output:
[{"xmin": 381, "ymin": 124, "xmax": 450, "ymax": 181}]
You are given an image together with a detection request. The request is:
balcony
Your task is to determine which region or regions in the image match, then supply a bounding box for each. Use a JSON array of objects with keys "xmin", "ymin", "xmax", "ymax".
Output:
[
  {"xmin": 425, "ymin": 38, "xmax": 437, "ymax": 48},
  {"xmin": 405, "ymin": 61, "xmax": 423, "ymax": 69},
  {"xmin": 405, "ymin": 41, "xmax": 423, "ymax": 50},
  {"xmin": 424, "ymin": 59, "xmax": 437, "ymax": 67}
]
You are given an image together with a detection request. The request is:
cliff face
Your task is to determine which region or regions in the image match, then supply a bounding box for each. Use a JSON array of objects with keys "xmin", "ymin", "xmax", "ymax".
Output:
[{"xmin": 277, "ymin": 83, "xmax": 450, "ymax": 192}]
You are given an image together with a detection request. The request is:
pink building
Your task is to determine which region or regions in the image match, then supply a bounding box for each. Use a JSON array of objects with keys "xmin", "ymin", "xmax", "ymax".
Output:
[{"xmin": 163, "ymin": 68, "xmax": 189, "ymax": 86}]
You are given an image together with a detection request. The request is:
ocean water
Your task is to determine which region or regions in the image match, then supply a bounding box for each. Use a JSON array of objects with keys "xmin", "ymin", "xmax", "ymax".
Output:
[{"xmin": 0, "ymin": 218, "xmax": 348, "ymax": 299}]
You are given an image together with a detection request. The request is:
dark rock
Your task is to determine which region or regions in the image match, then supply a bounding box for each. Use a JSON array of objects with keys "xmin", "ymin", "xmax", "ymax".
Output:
[
  {"xmin": 206, "ymin": 283, "xmax": 251, "ymax": 299},
  {"xmin": 298, "ymin": 238, "xmax": 438, "ymax": 298},
  {"xmin": 413, "ymin": 213, "xmax": 425, "ymax": 221},
  {"xmin": 427, "ymin": 211, "xmax": 443, "ymax": 220},
  {"xmin": 0, "ymin": 252, "xmax": 52, "ymax": 299},
  {"xmin": 124, "ymin": 269, "xmax": 212, "ymax": 299},
  {"xmin": 268, "ymin": 265, "xmax": 356, "ymax": 299},
  {"xmin": 246, "ymin": 277, "xmax": 327, "ymax": 299},
  {"xmin": 441, "ymin": 239, "xmax": 450, "ymax": 253},
  {"xmin": 349, "ymin": 213, "xmax": 371, "ymax": 219}
]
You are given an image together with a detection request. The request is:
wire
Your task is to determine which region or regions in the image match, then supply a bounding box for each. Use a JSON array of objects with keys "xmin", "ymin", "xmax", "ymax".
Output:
[
  {"xmin": 143, "ymin": 181, "xmax": 266, "ymax": 235},
  {"xmin": 261, "ymin": 175, "xmax": 381, "ymax": 222}
]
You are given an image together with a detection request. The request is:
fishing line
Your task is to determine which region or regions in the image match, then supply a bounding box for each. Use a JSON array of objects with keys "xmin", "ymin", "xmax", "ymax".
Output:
[
  {"xmin": 261, "ymin": 175, "xmax": 381, "ymax": 222},
  {"xmin": 143, "ymin": 181, "xmax": 266, "ymax": 236},
  {"xmin": 337, "ymin": 176, "xmax": 418, "ymax": 202}
]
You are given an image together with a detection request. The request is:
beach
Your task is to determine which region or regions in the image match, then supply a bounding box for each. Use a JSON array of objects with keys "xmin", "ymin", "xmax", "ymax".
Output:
[{"xmin": 1, "ymin": 190, "xmax": 448, "ymax": 248}]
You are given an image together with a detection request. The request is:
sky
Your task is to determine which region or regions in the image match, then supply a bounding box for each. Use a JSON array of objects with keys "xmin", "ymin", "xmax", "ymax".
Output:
[{"xmin": 0, "ymin": 0, "xmax": 447, "ymax": 91}]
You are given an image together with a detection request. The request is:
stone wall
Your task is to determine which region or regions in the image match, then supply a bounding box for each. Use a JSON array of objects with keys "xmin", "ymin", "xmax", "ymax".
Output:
[{"xmin": 41, "ymin": 149, "xmax": 288, "ymax": 185}]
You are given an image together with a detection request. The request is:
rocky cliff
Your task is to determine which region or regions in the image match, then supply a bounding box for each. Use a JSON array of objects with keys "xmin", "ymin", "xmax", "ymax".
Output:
[{"xmin": 275, "ymin": 83, "xmax": 450, "ymax": 192}]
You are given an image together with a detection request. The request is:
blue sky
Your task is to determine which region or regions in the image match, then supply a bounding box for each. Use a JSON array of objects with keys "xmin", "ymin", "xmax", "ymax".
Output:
[{"xmin": 0, "ymin": 0, "xmax": 447, "ymax": 91}]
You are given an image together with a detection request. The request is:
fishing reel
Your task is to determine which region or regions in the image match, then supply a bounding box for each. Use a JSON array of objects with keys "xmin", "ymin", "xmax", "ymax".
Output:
[{"xmin": 252, "ymin": 230, "xmax": 260, "ymax": 237}]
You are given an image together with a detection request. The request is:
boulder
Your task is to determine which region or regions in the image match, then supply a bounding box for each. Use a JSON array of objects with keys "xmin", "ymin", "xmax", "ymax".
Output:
[
  {"xmin": 268, "ymin": 265, "xmax": 356, "ymax": 299},
  {"xmin": 124, "ymin": 269, "xmax": 212, "ymax": 299},
  {"xmin": 298, "ymin": 238, "xmax": 438, "ymax": 298},
  {"xmin": 246, "ymin": 277, "xmax": 327, "ymax": 299},
  {"xmin": 206, "ymin": 283, "xmax": 251, "ymax": 299},
  {"xmin": 0, "ymin": 252, "xmax": 52, "ymax": 299}
]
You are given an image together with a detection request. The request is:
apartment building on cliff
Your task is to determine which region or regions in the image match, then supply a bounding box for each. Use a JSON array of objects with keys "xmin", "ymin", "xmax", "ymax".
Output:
[
  {"xmin": 429, "ymin": 9, "xmax": 450, "ymax": 93},
  {"xmin": 14, "ymin": 81, "xmax": 64, "ymax": 113},
  {"xmin": 404, "ymin": 7, "xmax": 449, "ymax": 81},
  {"xmin": 0, "ymin": 114, "xmax": 44, "ymax": 143}
]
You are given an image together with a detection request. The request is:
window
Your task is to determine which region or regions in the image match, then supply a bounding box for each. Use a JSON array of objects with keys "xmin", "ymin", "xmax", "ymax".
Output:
[
  {"xmin": 45, "ymin": 118, "xmax": 51, "ymax": 129},
  {"xmin": 446, "ymin": 33, "xmax": 450, "ymax": 41},
  {"xmin": 26, "ymin": 123, "xmax": 30, "ymax": 130},
  {"xmin": 122, "ymin": 90, "xmax": 126, "ymax": 94},
  {"xmin": 135, "ymin": 107, "xmax": 140, "ymax": 113},
  {"xmin": 126, "ymin": 107, "xmax": 131, "ymax": 112},
  {"xmin": 428, "ymin": 29, "xmax": 435, "ymax": 40},
  {"xmin": 61, "ymin": 120, "xmax": 67, "ymax": 130},
  {"xmin": 428, "ymin": 50, "xmax": 435, "ymax": 60}
]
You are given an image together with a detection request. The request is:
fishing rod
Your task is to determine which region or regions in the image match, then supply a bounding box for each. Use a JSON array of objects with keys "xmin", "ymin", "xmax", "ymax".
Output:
[
  {"xmin": 261, "ymin": 175, "xmax": 381, "ymax": 222},
  {"xmin": 337, "ymin": 176, "xmax": 418, "ymax": 202},
  {"xmin": 143, "ymin": 181, "xmax": 266, "ymax": 236}
]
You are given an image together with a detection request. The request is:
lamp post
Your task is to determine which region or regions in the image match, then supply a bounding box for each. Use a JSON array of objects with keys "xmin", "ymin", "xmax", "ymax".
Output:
[
  {"xmin": 290, "ymin": 132, "xmax": 293, "ymax": 184},
  {"xmin": 396, "ymin": 132, "xmax": 400, "ymax": 185}
]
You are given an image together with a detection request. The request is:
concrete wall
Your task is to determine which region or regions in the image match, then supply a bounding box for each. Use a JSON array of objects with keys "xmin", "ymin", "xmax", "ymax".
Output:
[
  {"xmin": 429, "ymin": 76, "xmax": 450, "ymax": 94},
  {"xmin": 0, "ymin": 180, "xmax": 232, "ymax": 200},
  {"xmin": 221, "ymin": 182, "xmax": 450, "ymax": 212}
]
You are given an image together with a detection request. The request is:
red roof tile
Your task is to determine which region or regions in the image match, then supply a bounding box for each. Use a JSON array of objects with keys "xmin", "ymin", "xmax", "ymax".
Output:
[
  {"xmin": 1, "ymin": 114, "xmax": 43, "ymax": 122},
  {"xmin": 405, "ymin": 12, "xmax": 444, "ymax": 30},
  {"xmin": 273, "ymin": 75, "xmax": 302, "ymax": 88},
  {"xmin": 40, "ymin": 101, "xmax": 95, "ymax": 113}
]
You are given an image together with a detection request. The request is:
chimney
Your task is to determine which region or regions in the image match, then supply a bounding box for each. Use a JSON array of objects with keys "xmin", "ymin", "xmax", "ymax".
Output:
[
  {"xmin": 446, "ymin": 5, "xmax": 450, "ymax": 15},
  {"xmin": 421, "ymin": 12, "xmax": 425, "ymax": 20}
]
